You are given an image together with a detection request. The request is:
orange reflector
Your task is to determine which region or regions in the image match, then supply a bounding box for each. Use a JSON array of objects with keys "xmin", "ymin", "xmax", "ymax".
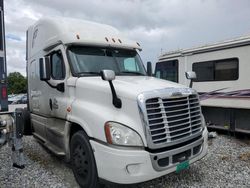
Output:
[
  {"xmin": 67, "ymin": 107, "xmax": 71, "ymax": 112},
  {"xmin": 104, "ymin": 123, "xmax": 113, "ymax": 144}
]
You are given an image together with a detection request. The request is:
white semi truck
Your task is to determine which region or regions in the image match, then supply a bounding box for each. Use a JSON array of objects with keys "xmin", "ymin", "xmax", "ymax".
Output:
[
  {"xmin": 1, "ymin": 4, "xmax": 208, "ymax": 187},
  {"xmin": 25, "ymin": 17, "xmax": 208, "ymax": 187}
]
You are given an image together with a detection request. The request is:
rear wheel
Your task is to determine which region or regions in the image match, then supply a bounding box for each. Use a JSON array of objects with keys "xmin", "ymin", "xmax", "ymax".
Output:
[{"xmin": 70, "ymin": 131, "xmax": 99, "ymax": 188}]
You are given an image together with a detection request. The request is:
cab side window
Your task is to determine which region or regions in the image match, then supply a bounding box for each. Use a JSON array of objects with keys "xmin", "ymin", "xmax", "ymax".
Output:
[{"xmin": 51, "ymin": 51, "xmax": 65, "ymax": 80}]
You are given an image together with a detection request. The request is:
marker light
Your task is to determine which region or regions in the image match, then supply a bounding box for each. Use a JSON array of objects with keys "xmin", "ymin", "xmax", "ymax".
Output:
[{"xmin": 1, "ymin": 86, "xmax": 7, "ymax": 99}]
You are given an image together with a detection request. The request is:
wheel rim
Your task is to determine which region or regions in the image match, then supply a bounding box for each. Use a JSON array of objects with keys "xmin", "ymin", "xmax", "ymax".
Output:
[{"xmin": 72, "ymin": 143, "xmax": 90, "ymax": 180}]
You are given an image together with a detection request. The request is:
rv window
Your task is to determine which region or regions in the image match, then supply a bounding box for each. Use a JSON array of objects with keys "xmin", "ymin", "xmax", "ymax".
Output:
[
  {"xmin": 154, "ymin": 60, "xmax": 178, "ymax": 82},
  {"xmin": 193, "ymin": 62, "xmax": 214, "ymax": 81},
  {"xmin": 193, "ymin": 58, "xmax": 238, "ymax": 82},
  {"xmin": 51, "ymin": 51, "xmax": 65, "ymax": 80}
]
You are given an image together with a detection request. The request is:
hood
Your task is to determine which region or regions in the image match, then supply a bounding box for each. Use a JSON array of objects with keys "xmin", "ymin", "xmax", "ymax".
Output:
[
  {"xmin": 75, "ymin": 76, "xmax": 187, "ymax": 100},
  {"xmin": 72, "ymin": 75, "xmax": 190, "ymax": 142},
  {"xmin": 114, "ymin": 76, "xmax": 187, "ymax": 98}
]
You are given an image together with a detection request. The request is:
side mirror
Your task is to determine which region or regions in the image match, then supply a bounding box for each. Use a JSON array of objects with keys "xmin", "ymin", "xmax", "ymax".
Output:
[
  {"xmin": 147, "ymin": 61, "xmax": 152, "ymax": 76},
  {"xmin": 100, "ymin": 69, "xmax": 122, "ymax": 108},
  {"xmin": 185, "ymin": 71, "xmax": 197, "ymax": 80},
  {"xmin": 185, "ymin": 71, "xmax": 196, "ymax": 88},
  {"xmin": 100, "ymin": 70, "xmax": 115, "ymax": 81},
  {"xmin": 39, "ymin": 57, "xmax": 51, "ymax": 81}
]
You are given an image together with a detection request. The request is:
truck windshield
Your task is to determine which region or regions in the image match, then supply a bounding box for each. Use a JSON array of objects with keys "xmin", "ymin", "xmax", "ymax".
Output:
[{"xmin": 67, "ymin": 46, "xmax": 147, "ymax": 76}]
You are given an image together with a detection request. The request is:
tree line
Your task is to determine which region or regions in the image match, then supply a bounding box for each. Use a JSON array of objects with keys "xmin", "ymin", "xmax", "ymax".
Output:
[{"xmin": 7, "ymin": 72, "xmax": 27, "ymax": 94}]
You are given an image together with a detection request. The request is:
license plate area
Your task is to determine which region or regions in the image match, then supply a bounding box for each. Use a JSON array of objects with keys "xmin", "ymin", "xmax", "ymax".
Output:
[{"xmin": 176, "ymin": 160, "xmax": 189, "ymax": 173}]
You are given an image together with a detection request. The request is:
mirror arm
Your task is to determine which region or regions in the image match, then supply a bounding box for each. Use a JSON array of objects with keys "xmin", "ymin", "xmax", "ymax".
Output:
[
  {"xmin": 108, "ymin": 81, "xmax": 122, "ymax": 108},
  {"xmin": 189, "ymin": 80, "xmax": 193, "ymax": 88}
]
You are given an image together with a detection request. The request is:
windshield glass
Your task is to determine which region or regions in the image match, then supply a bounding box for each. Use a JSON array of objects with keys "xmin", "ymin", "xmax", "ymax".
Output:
[{"xmin": 67, "ymin": 46, "xmax": 147, "ymax": 76}]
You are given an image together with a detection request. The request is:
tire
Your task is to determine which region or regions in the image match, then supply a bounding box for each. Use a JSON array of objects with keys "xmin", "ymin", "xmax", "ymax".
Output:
[{"xmin": 70, "ymin": 131, "xmax": 100, "ymax": 188}]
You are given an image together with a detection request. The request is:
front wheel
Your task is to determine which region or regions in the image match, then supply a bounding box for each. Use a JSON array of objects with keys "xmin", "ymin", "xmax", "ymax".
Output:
[{"xmin": 70, "ymin": 131, "xmax": 99, "ymax": 188}]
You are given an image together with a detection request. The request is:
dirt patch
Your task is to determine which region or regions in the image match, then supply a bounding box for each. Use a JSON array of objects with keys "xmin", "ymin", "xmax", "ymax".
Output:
[
  {"xmin": 221, "ymin": 155, "xmax": 230, "ymax": 161},
  {"xmin": 239, "ymin": 151, "xmax": 250, "ymax": 162}
]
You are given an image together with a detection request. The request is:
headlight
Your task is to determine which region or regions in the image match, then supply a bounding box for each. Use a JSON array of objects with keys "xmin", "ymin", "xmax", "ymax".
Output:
[{"xmin": 104, "ymin": 122, "xmax": 144, "ymax": 147}]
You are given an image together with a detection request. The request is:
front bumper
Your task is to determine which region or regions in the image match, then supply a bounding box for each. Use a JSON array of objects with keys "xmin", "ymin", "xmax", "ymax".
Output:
[{"xmin": 91, "ymin": 128, "xmax": 208, "ymax": 184}]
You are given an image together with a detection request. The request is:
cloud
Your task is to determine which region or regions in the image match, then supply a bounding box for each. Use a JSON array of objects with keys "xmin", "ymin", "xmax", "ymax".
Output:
[
  {"xmin": 6, "ymin": 34, "xmax": 22, "ymax": 41},
  {"xmin": 4, "ymin": 0, "xmax": 250, "ymax": 76}
]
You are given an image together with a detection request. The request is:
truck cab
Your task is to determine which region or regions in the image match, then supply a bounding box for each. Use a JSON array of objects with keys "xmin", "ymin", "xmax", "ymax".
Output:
[{"xmin": 26, "ymin": 17, "xmax": 208, "ymax": 187}]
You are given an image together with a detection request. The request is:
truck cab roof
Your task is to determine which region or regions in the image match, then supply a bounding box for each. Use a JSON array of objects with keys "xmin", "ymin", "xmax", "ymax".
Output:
[{"xmin": 27, "ymin": 17, "xmax": 141, "ymax": 59}]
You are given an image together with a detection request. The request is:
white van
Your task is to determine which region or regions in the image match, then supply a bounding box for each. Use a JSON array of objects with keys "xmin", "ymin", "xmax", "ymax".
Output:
[{"xmin": 26, "ymin": 17, "xmax": 208, "ymax": 187}]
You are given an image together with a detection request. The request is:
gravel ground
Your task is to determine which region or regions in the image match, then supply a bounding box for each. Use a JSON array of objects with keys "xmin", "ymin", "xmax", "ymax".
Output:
[{"xmin": 0, "ymin": 134, "xmax": 250, "ymax": 188}]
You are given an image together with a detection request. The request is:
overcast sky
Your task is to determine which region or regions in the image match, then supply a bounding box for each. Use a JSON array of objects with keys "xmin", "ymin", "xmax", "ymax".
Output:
[{"xmin": 4, "ymin": 0, "xmax": 250, "ymax": 76}]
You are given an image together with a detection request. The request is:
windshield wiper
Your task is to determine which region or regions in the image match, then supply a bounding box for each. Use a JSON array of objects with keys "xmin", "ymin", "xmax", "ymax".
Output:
[
  {"xmin": 119, "ymin": 71, "xmax": 145, "ymax": 75},
  {"xmin": 77, "ymin": 71, "xmax": 100, "ymax": 75}
]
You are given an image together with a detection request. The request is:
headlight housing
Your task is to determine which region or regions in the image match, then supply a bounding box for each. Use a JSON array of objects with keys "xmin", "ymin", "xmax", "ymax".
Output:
[{"xmin": 104, "ymin": 122, "xmax": 144, "ymax": 147}]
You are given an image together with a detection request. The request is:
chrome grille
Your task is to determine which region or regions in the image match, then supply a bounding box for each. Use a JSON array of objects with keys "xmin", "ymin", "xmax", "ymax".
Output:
[{"xmin": 146, "ymin": 94, "xmax": 202, "ymax": 145}]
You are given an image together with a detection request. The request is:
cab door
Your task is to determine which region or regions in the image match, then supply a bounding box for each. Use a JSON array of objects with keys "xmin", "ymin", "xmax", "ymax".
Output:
[{"xmin": 45, "ymin": 45, "xmax": 70, "ymax": 150}]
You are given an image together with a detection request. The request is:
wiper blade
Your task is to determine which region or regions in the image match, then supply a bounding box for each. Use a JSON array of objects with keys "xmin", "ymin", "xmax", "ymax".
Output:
[
  {"xmin": 120, "ymin": 71, "xmax": 145, "ymax": 75},
  {"xmin": 77, "ymin": 71, "xmax": 100, "ymax": 75}
]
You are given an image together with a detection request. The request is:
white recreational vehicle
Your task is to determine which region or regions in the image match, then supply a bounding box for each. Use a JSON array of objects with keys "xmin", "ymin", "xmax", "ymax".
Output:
[
  {"xmin": 156, "ymin": 35, "xmax": 250, "ymax": 134},
  {"xmin": 23, "ymin": 17, "xmax": 208, "ymax": 187}
]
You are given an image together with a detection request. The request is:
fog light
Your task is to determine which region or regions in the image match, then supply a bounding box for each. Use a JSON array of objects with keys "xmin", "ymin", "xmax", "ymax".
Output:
[{"xmin": 126, "ymin": 164, "xmax": 141, "ymax": 175}]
